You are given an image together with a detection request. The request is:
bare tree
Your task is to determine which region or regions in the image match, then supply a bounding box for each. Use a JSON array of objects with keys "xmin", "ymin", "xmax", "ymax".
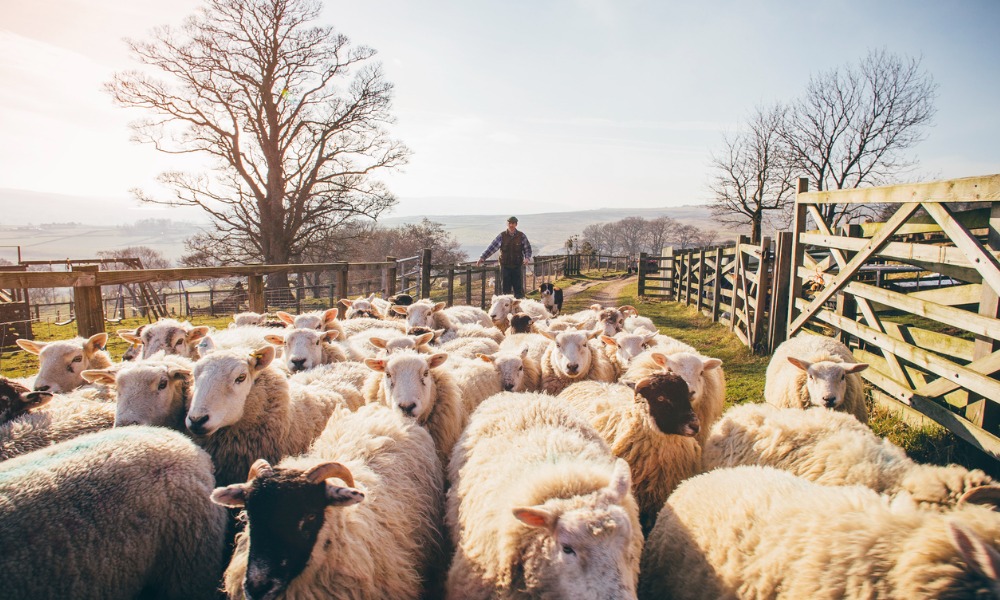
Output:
[
  {"xmin": 616, "ymin": 216, "xmax": 648, "ymax": 258},
  {"xmin": 643, "ymin": 216, "xmax": 677, "ymax": 255},
  {"xmin": 107, "ymin": 0, "xmax": 409, "ymax": 292},
  {"xmin": 709, "ymin": 104, "xmax": 795, "ymax": 244},
  {"xmin": 781, "ymin": 48, "xmax": 936, "ymax": 226}
]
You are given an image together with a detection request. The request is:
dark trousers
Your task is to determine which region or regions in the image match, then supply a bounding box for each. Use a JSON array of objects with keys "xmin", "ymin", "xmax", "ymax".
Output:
[{"xmin": 501, "ymin": 265, "xmax": 525, "ymax": 298}]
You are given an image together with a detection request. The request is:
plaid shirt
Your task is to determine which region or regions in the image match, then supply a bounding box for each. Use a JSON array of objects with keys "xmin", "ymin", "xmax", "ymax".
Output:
[{"xmin": 480, "ymin": 230, "xmax": 532, "ymax": 263}]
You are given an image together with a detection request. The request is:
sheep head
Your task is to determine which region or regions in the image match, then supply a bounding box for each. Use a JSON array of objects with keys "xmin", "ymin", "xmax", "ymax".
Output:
[
  {"xmin": 210, "ymin": 459, "xmax": 363, "ymax": 600},
  {"xmin": 481, "ymin": 347, "xmax": 530, "ymax": 392},
  {"xmin": 601, "ymin": 332, "xmax": 655, "ymax": 368},
  {"xmin": 632, "ymin": 373, "xmax": 699, "ymax": 437},
  {"xmin": 18, "ymin": 332, "xmax": 110, "ymax": 393},
  {"xmin": 139, "ymin": 319, "xmax": 209, "ymax": 359},
  {"xmin": 508, "ymin": 312, "xmax": 536, "ymax": 334},
  {"xmin": 266, "ymin": 328, "xmax": 340, "ymax": 373},
  {"xmin": 787, "ymin": 357, "xmax": 868, "ymax": 409},
  {"xmin": 96, "ymin": 356, "xmax": 193, "ymax": 428},
  {"xmin": 488, "ymin": 294, "xmax": 516, "ymax": 325},
  {"xmin": 0, "ymin": 377, "xmax": 52, "ymax": 424},
  {"xmin": 543, "ymin": 329, "xmax": 599, "ymax": 379},
  {"xmin": 648, "ymin": 351, "xmax": 722, "ymax": 406},
  {"xmin": 187, "ymin": 346, "xmax": 276, "ymax": 436},
  {"xmin": 364, "ymin": 351, "xmax": 448, "ymax": 421}
]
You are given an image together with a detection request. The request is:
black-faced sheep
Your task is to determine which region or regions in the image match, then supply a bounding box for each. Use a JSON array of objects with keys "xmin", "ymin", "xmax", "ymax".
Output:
[
  {"xmin": 506, "ymin": 311, "xmax": 538, "ymax": 335},
  {"xmin": 559, "ymin": 373, "xmax": 701, "ymax": 533},
  {"xmin": 363, "ymin": 350, "xmax": 467, "ymax": 469},
  {"xmin": 538, "ymin": 328, "xmax": 617, "ymax": 395},
  {"xmin": 15, "ymin": 332, "xmax": 112, "ymax": 393},
  {"xmin": 212, "ymin": 403, "xmax": 444, "ymax": 600},
  {"xmin": 703, "ymin": 402, "xmax": 998, "ymax": 510},
  {"xmin": 0, "ymin": 377, "xmax": 52, "ymax": 424},
  {"xmin": 764, "ymin": 333, "xmax": 870, "ymax": 423},
  {"xmin": 186, "ymin": 346, "xmax": 345, "ymax": 485},
  {"xmin": 446, "ymin": 392, "xmax": 643, "ymax": 599},
  {"xmin": 638, "ymin": 465, "xmax": 1000, "ymax": 600},
  {"xmin": 0, "ymin": 426, "xmax": 229, "ymax": 599}
]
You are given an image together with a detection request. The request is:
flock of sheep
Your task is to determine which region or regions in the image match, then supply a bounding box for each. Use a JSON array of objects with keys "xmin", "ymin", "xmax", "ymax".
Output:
[{"xmin": 1, "ymin": 288, "xmax": 999, "ymax": 599}]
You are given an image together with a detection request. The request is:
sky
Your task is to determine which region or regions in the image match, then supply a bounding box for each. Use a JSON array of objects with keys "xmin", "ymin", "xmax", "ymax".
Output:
[{"xmin": 1, "ymin": 0, "xmax": 999, "ymax": 221}]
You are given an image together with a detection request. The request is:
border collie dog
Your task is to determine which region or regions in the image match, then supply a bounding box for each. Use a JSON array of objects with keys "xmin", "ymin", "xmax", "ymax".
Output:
[{"xmin": 539, "ymin": 283, "xmax": 563, "ymax": 315}]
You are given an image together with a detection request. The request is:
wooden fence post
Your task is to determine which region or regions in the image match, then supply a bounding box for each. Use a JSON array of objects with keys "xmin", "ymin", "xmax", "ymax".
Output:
[
  {"xmin": 751, "ymin": 236, "xmax": 772, "ymax": 354},
  {"xmin": 683, "ymin": 251, "xmax": 692, "ymax": 306},
  {"xmin": 337, "ymin": 264, "xmax": 349, "ymax": 306},
  {"xmin": 730, "ymin": 237, "xmax": 744, "ymax": 334},
  {"xmin": 465, "ymin": 268, "xmax": 473, "ymax": 305},
  {"xmin": 788, "ymin": 177, "xmax": 809, "ymax": 334},
  {"xmin": 421, "ymin": 248, "xmax": 432, "ymax": 299},
  {"xmin": 385, "ymin": 257, "xmax": 397, "ymax": 297},
  {"xmin": 248, "ymin": 275, "xmax": 265, "ymax": 313},
  {"xmin": 73, "ymin": 265, "xmax": 104, "ymax": 338},
  {"xmin": 768, "ymin": 231, "xmax": 793, "ymax": 352},
  {"xmin": 968, "ymin": 201, "xmax": 1000, "ymax": 430},
  {"xmin": 696, "ymin": 248, "xmax": 707, "ymax": 313},
  {"xmin": 447, "ymin": 267, "xmax": 455, "ymax": 306},
  {"xmin": 638, "ymin": 252, "xmax": 647, "ymax": 296},
  {"xmin": 711, "ymin": 246, "xmax": 723, "ymax": 322}
]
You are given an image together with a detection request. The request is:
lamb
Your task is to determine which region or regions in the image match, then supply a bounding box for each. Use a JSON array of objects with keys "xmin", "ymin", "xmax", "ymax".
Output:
[
  {"xmin": 393, "ymin": 300, "xmax": 493, "ymax": 341},
  {"xmin": 445, "ymin": 392, "xmax": 643, "ymax": 599},
  {"xmin": 264, "ymin": 328, "xmax": 347, "ymax": 373},
  {"xmin": 594, "ymin": 305, "xmax": 637, "ymax": 337},
  {"xmin": 212, "ymin": 402, "xmax": 445, "ymax": 600},
  {"xmin": 623, "ymin": 348, "xmax": 725, "ymax": 447},
  {"xmin": 81, "ymin": 354, "xmax": 194, "ymax": 430},
  {"xmin": 558, "ymin": 373, "xmax": 702, "ymax": 534},
  {"xmin": 276, "ymin": 307, "xmax": 346, "ymax": 340},
  {"xmin": 0, "ymin": 392, "xmax": 116, "ymax": 461},
  {"xmin": 120, "ymin": 318, "xmax": 211, "ymax": 360},
  {"xmin": 702, "ymin": 402, "xmax": 997, "ymax": 510},
  {"xmin": 638, "ymin": 465, "xmax": 1000, "ymax": 599},
  {"xmin": 601, "ymin": 330, "xmax": 659, "ymax": 379},
  {"xmin": 764, "ymin": 333, "xmax": 870, "ymax": 423},
  {"xmin": 363, "ymin": 351, "xmax": 467, "ymax": 469},
  {"xmin": 478, "ymin": 347, "xmax": 543, "ymax": 393},
  {"xmin": 16, "ymin": 332, "xmax": 113, "ymax": 393},
  {"xmin": 186, "ymin": 346, "xmax": 346, "ymax": 485},
  {"xmin": 538, "ymin": 328, "xmax": 617, "ymax": 395},
  {"xmin": 0, "ymin": 426, "xmax": 229, "ymax": 600},
  {"xmin": 340, "ymin": 293, "xmax": 386, "ymax": 319},
  {"xmin": 0, "ymin": 377, "xmax": 52, "ymax": 424},
  {"xmin": 487, "ymin": 294, "xmax": 551, "ymax": 331}
]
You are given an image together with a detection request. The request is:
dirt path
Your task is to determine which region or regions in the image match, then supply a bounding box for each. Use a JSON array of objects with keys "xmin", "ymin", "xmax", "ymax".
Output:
[{"xmin": 563, "ymin": 274, "xmax": 636, "ymax": 306}]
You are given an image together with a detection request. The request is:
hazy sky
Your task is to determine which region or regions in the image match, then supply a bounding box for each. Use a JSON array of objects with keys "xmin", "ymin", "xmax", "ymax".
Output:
[{"xmin": 1, "ymin": 0, "xmax": 998, "ymax": 220}]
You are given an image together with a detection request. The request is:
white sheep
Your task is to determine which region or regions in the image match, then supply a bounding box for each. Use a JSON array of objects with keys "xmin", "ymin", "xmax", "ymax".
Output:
[
  {"xmin": 340, "ymin": 293, "xmax": 387, "ymax": 319},
  {"xmin": 287, "ymin": 361, "xmax": 368, "ymax": 410},
  {"xmin": 478, "ymin": 347, "xmax": 542, "ymax": 393},
  {"xmin": 622, "ymin": 307, "xmax": 656, "ymax": 335},
  {"xmin": 0, "ymin": 392, "xmax": 116, "ymax": 461},
  {"xmin": 499, "ymin": 331, "xmax": 552, "ymax": 366},
  {"xmin": 363, "ymin": 351, "xmax": 468, "ymax": 470},
  {"xmin": 452, "ymin": 322, "xmax": 505, "ymax": 344},
  {"xmin": 594, "ymin": 305, "xmax": 636, "ymax": 337},
  {"xmin": 276, "ymin": 307, "xmax": 346, "ymax": 340},
  {"xmin": 439, "ymin": 336, "xmax": 501, "ymax": 360},
  {"xmin": 340, "ymin": 316, "xmax": 408, "ymax": 337},
  {"xmin": 15, "ymin": 332, "xmax": 113, "ymax": 393},
  {"xmin": 764, "ymin": 333, "xmax": 870, "ymax": 423},
  {"xmin": 487, "ymin": 294, "xmax": 551, "ymax": 331},
  {"xmin": 623, "ymin": 348, "xmax": 725, "ymax": 448},
  {"xmin": 196, "ymin": 324, "xmax": 284, "ymax": 358},
  {"xmin": 120, "ymin": 318, "xmax": 211, "ymax": 360},
  {"xmin": 638, "ymin": 465, "xmax": 1000, "ymax": 599},
  {"xmin": 546, "ymin": 303, "xmax": 603, "ymax": 331},
  {"xmin": 0, "ymin": 377, "xmax": 52, "ymax": 425},
  {"xmin": 558, "ymin": 374, "xmax": 702, "ymax": 534},
  {"xmin": 81, "ymin": 354, "xmax": 194, "ymax": 430},
  {"xmin": 538, "ymin": 328, "xmax": 617, "ymax": 395},
  {"xmin": 230, "ymin": 311, "xmax": 283, "ymax": 328},
  {"xmin": 446, "ymin": 392, "xmax": 643, "ymax": 599},
  {"xmin": 393, "ymin": 300, "xmax": 493, "ymax": 341},
  {"xmin": 185, "ymin": 346, "xmax": 346, "ymax": 485},
  {"xmin": 702, "ymin": 402, "xmax": 997, "ymax": 510},
  {"xmin": 0, "ymin": 426, "xmax": 229, "ymax": 599},
  {"xmin": 212, "ymin": 403, "xmax": 445, "ymax": 600},
  {"xmin": 369, "ymin": 331, "xmax": 436, "ymax": 357},
  {"xmin": 601, "ymin": 330, "xmax": 659, "ymax": 379},
  {"xmin": 442, "ymin": 354, "xmax": 504, "ymax": 415},
  {"xmin": 264, "ymin": 327, "xmax": 346, "ymax": 373}
]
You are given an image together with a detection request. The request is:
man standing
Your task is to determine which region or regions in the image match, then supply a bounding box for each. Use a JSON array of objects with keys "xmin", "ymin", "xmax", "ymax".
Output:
[{"xmin": 477, "ymin": 216, "xmax": 533, "ymax": 299}]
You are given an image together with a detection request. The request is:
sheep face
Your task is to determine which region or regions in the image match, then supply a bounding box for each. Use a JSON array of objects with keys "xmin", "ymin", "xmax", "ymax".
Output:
[
  {"xmin": 365, "ymin": 352, "xmax": 447, "ymax": 420},
  {"xmin": 103, "ymin": 360, "xmax": 192, "ymax": 428},
  {"xmin": 278, "ymin": 308, "xmax": 339, "ymax": 331},
  {"xmin": 543, "ymin": 329, "xmax": 599, "ymax": 379},
  {"xmin": 341, "ymin": 295, "xmax": 382, "ymax": 319},
  {"xmin": 633, "ymin": 373, "xmax": 699, "ymax": 437},
  {"xmin": 508, "ymin": 312, "xmax": 535, "ymax": 334},
  {"xmin": 602, "ymin": 332, "xmax": 656, "ymax": 368},
  {"xmin": 648, "ymin": 351, "xmax": 722, "ymax": 405},
  {"xmin": 597, "ymin": 308, "xmax": 626, "ymax": 337},
  {"xmin": 488, "ymin": 294, "xmax": 517, "ymax": 326},
  {"xmin": 211, "ymin": 461, "xmax": 363, "ymax": 600},
  {"xmin": 512, "ymin": 460, "xmax": 638, "ymax": 599},
  {"xmin": 788, "ymin": 357, "xmax": 869, "ymax": 409},
  {"xmin": 398, "ymin": 301, "xmax": 445, "ymax": 330},
  {"xmin": 140, "ymin": 319, "xmax": 210, "ymax": 359},
  {"xmin": 233, "ymin": 312, "xmax": 266, "ymax": 327},
  {"xmin": 266, "ymin": 328, "xmax": 340, "ymax": 373},
  {"xmin": 372, "ymin": 332, "xmax": 434, "ymax": 356},
  {"xmin": 187, "ymin": 347, "xmax": 275, "ymax": 436},
  {"xmin": 482, "ymin": 348, "xmax": 529, "ymax": 392},
  {"xmin": 17, "ymin": 332, "xmax": 109, "ymax": 393},
  {"xmin": 0, "ymin": 377, "xmax": 52, "ymax": 424}
]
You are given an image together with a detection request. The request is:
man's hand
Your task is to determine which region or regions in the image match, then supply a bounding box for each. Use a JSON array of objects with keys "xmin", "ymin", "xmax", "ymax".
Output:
[
  {"xmin": 476, "ymin": 259, "xmax": 484, "ymax": 267},
  {"xmin": 523, "ymin": 258, "xmax": 530, "ymax": 265}
]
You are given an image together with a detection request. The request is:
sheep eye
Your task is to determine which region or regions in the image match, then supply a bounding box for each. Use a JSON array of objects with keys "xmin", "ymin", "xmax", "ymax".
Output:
[
  {"xmin": 158, "ymin": 379, "xmax": 168, "ymax": 390},
  {"xmin": 562, "ymin": 545, "xmax": 575, "ymax": 555},
  {"xmin": 518, "ymin": 366, "xmax": 523, "ymax": 372},
  {"xmin": 174, "ymin": 339, "xmax": 183, "ymax": 346},
  {"xmin": 72, "ymin": 356, "xmax": 83, "ymax": 363},
  {"xmin": 316, "ymin": 340, "xmax": 321, "ymax": 346},
  {"xmin": 841, "ymin": 373, "xmax": 846, "ymax": 381},
  {"xmin": 385, "ymin": 373, "xmax": 392, "ymax": 379},
  {"xmin": 235, "ymin": 374, "xmax": 247, "ymax": 384}
]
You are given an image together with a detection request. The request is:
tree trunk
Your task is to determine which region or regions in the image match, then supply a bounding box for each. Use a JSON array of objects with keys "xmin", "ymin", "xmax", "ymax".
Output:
[{"xmin": 751, "ymin": 214, "xmax": 762, "ymax": 245}]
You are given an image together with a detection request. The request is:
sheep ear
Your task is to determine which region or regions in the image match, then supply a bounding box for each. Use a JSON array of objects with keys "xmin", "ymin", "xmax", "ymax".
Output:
[
  {"xmin": 16, "ymin": 339, "xmax": 46, "ymax": 355},
  {"xmin": 323, "ymin": 330, "xmax": 340, "ymax": 342},
  {"xmin": 250, "ymin": 346, "xmax": 275, "ymax": 372},
  {"xmin": 326, "ymin": 484, "xmax": 366, "ymax": 507},
  {"xmin": 476, "ymin": 353, "xmax": 494, "ymax": 363},
  {"xmin": 642, "ymin": 332, "xmax": 658, "ymax": 344},
  {"xmin": 264, "ymin": 334, "xmax": 286, "ymax": 346},
  {"xmin": 168, "ymin": 367, "xmax": 192, "ymax": 381},
  {"xmin": 950, "ymin": 522, "xmax": 1000, "ymax": 582},
  {"xmin": 702, "ymin": 357, "xmax": 723, "ymax": 371},
  {"xmin": 210, "ymin": 484, "xmax": 250, "ymax": 508},
  {"xmin": 198, "ymin": 336, "xmax": 217, "ymax": 357},
  {"xmin": 600, "ymin": 335, "xmax": 617, "ymax": 348},
  {"xmin": 85, "ymin": 332, "xmax": 108, "ymax": 353},
  {"xmin": 604, "ymin": 459, "xmax": 632, "ymax": 504},
  {"xmin": 392, "ymin": 305, "xmax": 408, "ymax": 315},
  {"xmin": 512, "ymin": 507, "xmax": 556, "ymax": 531},
  {"xmin": 365, "ymin": 358, "xmax": 387, "ymax": 372},
  {"xmin": 276, "ymin": 311, "xmax": 296, "ymax": 325},
  {"xmin": 622, "ymin": 379, "xmax": 637, "ymax": 390},
  {"xmin": 650, "ymin": 352, "xmax": 669, "ymax": 369},
  {"xmin": 512, "ymin": 299, "xmax": 522, "ymax": 309},
  {"xmin": 540, "ymin": 330, "xmax": 557, "ymax": 341},
  {"xmin": 323, "ymin": 308, "xmax": 339, "ymax": 323},
  {"xmin": 844, "ymin": 362, "xmax": 869, "ymax": 374},
  {"xmin": 432, "ymin": 302, "xmax": 446, "ymax": 312},
  {"xmin": 415, "ymin": 332, "xmax": 435, "ymax": 346},
  {"xmin": 187, "ymin": 326, "xmax": 210, "ymax": 343},
  {"xmin": 428, "ymin": 353, "xmax": 448, "ymax": 369},
  {"xmin": 587, "ymin": 329, "xmax": 601, "ymax": 340},
  {"xmin": 23, "ymin": 391, "xmax": 53, "ymax": 410},
  {"xmin": 369, "ymin": 337, "xmax": 388, "ymax": 349},
  {"xmin": 520, "ymin": 346, "xmax": 529, "ymax": 359},
  {"xmin": 81, "ymin": 369, "xmax": 116, "ymax": 385},
  {"xmin": 958, "ymin": 486, "xmax": 1000, "ymax": 510},
  {"xmin": 340, "ymin": 298, "xmax": 353, "ymax": 308},
  {"xmin": 119, "ymin": 331, "xmax": 142, "ymax": 345},
  {"xmin": 787, "ymin": 357, "xmax": 811, "ymax": 371}
]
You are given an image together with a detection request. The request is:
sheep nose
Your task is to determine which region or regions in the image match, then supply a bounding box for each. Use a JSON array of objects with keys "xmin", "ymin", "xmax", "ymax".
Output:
[
  {"xmin": 243, "ymin": 576, "xmax": 276, "ymax": 600},
  {"xmin": 35, "ymin": 384, "xmax": 50, "ymax": 392},
  {"xmin": 503, "ymin": 383, "xmax": 514, "ymax": 391},
  {"xmin": 291, "ymin": 359, "xmax": 307, "ymax": 371},
  {"xmin": 566, "ymin": 363, "xmax": 579, "ymax": 374},
  {"xmin": 823, "ymin": 396, "xmax": 838, "ymax": 407},
  {"xmin": 398, "ymin": 403, "xmax": 416, "ymax": 416},
  {"xmin": 188, "ymin": 414, "xmax": 210, "ymax": 434}
]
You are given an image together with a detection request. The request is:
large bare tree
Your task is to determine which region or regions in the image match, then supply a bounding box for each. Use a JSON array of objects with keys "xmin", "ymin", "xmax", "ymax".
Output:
[
  {"xmin": 107, "ymin": 0, "xmax": 409, "ymax": 291},
  {"xmin": 709, "ymin": 104, "xmax": 795, "ymax": 244},
  {"xmin": 781, "ymin": 48, "xmax": 936, "ymax": 226}
]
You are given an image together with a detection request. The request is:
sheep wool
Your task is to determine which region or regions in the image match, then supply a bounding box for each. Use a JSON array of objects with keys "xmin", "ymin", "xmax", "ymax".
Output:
[
  {"xmin": 639, "ymin": 465, "xmax": 1000, "ymax": 600},
  {"xmin": 0, "ymin": 426, "xmax": 229, "ymax": 600}
]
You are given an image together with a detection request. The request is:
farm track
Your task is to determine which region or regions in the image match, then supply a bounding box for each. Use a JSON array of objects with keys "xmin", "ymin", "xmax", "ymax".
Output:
[{"xmin": 562, "ymin": 274, "xmax": 636, "ymax": 306}]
